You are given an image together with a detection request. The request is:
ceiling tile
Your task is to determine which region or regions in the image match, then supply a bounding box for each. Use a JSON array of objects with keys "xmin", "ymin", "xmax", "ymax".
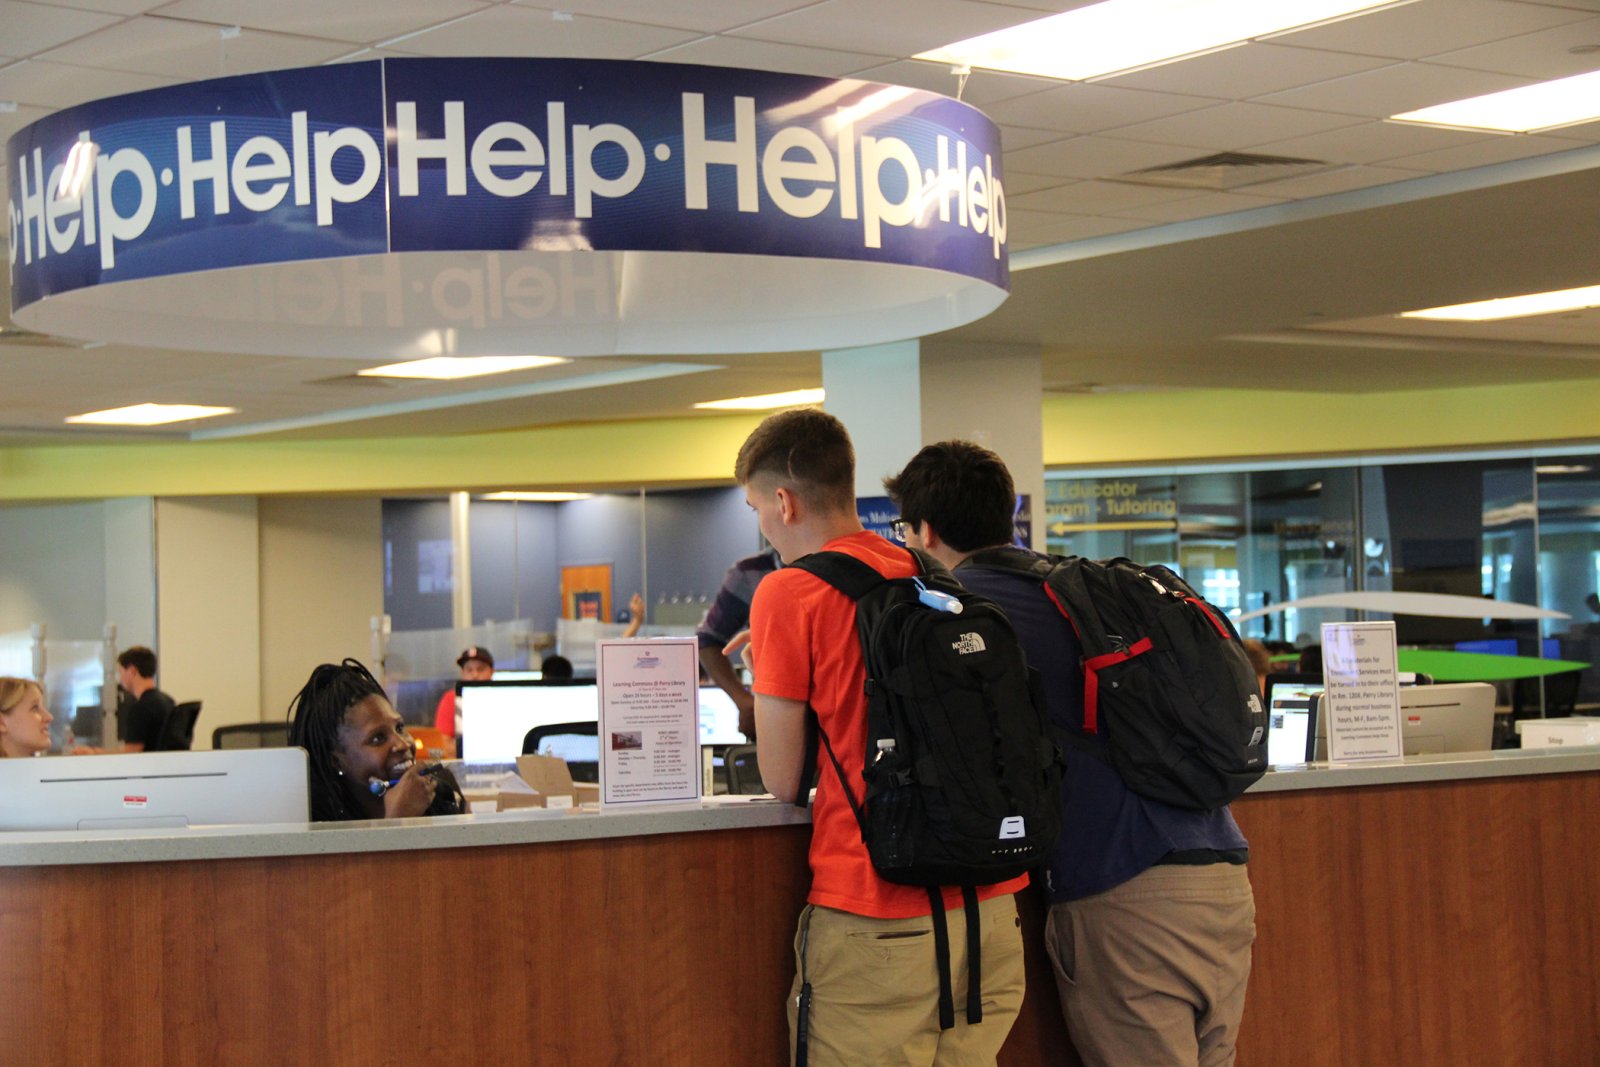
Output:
[
  {"xmin": 998, "ymin": 124, "xmax": 1073, "ymax": 151},
  {"xmin": 1004, "ymin": 209, "xmax": 1150, "ymax": 249},
  {"xmin": 0, "ymin": 58, "xmax": 177, "ymax": 109},
  {"xmin": 982, "ymin": 81, "xmax": 1221, "ymax": 135},
  {"xmin": 1249, "ymin": 118, "xmax": 1505, "ymax": 166},
  {"xmin": 539, "ymin": 0, "xmax": 818, "ymax": 34},
  {"xmin": 846, "ymin": 59, "xmax": 1061, "ymax": 106},
  {"xmin": 0, "ymin": 1, "xmax": 122, "ymax": 56},
  {"xmin": 1277, "ymin": 0, "xmax": 1589, "ymax": 60},
  {"xmin": 644, "ymin": 36, "xmax": 892, "ymax": 78},
  {"xmin": 0, "ymin": 101, "xmax": 53, "ymax": 142},
  {"xmin": 150, "ymin": 0, "xmax": 491, "ymax": 46},
  {"xmin": 1108, "ymin": 101, "xmax": 1370, "ymax": 151},
  {"xmin": 1244, "ymin": 163, "xmax": 1433, "ymax": 198},
  {"xmin": 728, "ymin": 0, "xmax": 1040, "ymax": 57},
  {"xmin": 1006, "ymin": 134, "xmax": 1210, "ymax": 181},
  {"xmin": 1010, "ymin": 179, "xmax": 1201, "ymax": 214},
  {"xmin": 40, "ymin": 18, "xmax": 356, "ymax": 78},
  {"xmin": 1382, "ymin": 131, "xmax": 1592, "ymax": 171},
  {"xmin": 1257, "ymin": 60, "xmax": 1534, "ymax": 118},
  {"xmin": 1428, "ymin": 16, "xmax": 1600, "ymax": 77},
  {"xmin": 1104, "ymin": 41, "xmax": 1400, "ymax": 99},
  {"xmin": 396, "ymin": 6, "xmax": 701, "ymax": 59},
  {"xmin": 1110, "ymin": 190, "xmax": 1289, "ymax": 223},
  {"xmin": 30, "ymin": 0, "xmax": 165, "ymax": 12}
]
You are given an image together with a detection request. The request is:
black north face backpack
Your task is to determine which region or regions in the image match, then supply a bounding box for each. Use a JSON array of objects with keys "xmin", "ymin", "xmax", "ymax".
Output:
[
  {"xmin": 966, "ymin": 547, "xmax": 1266, "ymax": 811},
  {"xmin": 789, "ymin": 546, "xmax": 1062, "ymax": 1034}
]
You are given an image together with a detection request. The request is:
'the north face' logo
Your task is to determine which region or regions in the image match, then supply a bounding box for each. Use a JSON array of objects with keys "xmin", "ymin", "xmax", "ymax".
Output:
[{"xmin": 951, "ymin": 632, "xmax": 986, "ymax": 655}]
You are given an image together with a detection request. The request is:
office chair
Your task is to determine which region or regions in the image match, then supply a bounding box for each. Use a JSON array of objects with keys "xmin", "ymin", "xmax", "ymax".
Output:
[
  {"xmin": 1513, "ymin": 671, "xmax": 1582, "ymax": 720},
  {"xmin": 523, "ymin": 721, "xmax": 599, "ymax": 783},
  {"xmin": 723, "ymin": 744, "xmax": 767, "ymax": 795},
  {"xmin": 212, "ymin": 722, "xmax": 292, "ymax": 749},
  {"xmin": 172, "ymin": 701, "xmax": 202, "ymax": 750}
]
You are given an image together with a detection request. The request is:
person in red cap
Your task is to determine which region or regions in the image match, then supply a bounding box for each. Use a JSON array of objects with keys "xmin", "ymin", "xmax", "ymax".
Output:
[{"xmin": 433, "ymin": 646, "xmax": 494, "ymax": 739}]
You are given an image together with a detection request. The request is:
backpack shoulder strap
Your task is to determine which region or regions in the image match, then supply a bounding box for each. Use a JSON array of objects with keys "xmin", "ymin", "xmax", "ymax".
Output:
[{"xmin": 791, "ymin": 544, "xmax": 933, "ymax": 599}]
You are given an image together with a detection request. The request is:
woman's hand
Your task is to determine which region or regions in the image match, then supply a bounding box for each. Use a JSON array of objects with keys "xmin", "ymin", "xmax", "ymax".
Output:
[{"xmin": 382, "ymin": 762, "xmax": 438, "ymax": 819}]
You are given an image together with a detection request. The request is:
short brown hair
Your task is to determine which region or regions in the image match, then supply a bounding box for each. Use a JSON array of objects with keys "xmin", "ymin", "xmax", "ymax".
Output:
[{"xmin": 734, "ymin": 408, "xmax": 856, "ymax": 513}]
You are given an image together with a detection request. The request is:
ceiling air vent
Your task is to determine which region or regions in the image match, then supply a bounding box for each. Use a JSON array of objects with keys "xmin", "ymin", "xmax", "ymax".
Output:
[{"xmin": 1114, "ymin": 151, "xmax": 1333, "ymax": 191}]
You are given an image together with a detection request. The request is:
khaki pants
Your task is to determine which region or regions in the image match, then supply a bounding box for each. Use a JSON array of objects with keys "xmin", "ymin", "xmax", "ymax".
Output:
[
  {"xmin": 1046, "ymin": 863, "xmax": 1256, "ymax": 1067},
  {"xmin": 788, "ymin": 895, "xmax": 1026, "ymax": 1067}
]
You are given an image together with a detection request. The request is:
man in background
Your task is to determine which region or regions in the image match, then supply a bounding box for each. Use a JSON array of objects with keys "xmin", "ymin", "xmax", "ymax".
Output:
[
  {"xmin": 116, "ymin": 646, "xmax": 180, "ymax": 752},
  {"xmin": 695, "ymin": 548, "xmax": 779, "ymax": 740},
  {"xmin": 434, "ymin": 646, "xmax": 493, "ymax": 739}
]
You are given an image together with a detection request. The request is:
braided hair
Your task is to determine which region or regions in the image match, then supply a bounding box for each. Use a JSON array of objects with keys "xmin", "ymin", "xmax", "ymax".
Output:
[{"xmin": 287, "ymin": 658, "xmax": 464, "ymax": 822}]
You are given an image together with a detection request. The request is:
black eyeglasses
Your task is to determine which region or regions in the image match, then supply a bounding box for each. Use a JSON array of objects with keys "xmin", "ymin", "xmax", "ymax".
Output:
[{"xmin": 889, "ymin": 518, "xmax": 908, "ymax": 543}]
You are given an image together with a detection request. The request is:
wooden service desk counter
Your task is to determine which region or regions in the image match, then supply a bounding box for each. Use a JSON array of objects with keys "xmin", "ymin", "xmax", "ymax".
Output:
[{"xmin": 4, "ymin": 750, "xmax": 1600, "ymax": 1067}]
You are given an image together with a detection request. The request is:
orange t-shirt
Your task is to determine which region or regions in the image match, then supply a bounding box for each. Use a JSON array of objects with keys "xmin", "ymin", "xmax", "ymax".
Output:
[{"xmin": 750, "ymin": 530, "xmax": 1028, "ymax": 918}]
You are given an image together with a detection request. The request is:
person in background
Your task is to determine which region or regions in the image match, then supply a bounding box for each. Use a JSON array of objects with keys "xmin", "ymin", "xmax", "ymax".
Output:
[
  {"xmin": 116, "ymin": 646, "xmax": 181, "ymax": 752},
  {"xmin": 1242, "ymin": 640, "xmax": 1271, "ymax": 696},
  {"xmin": 434, "ymin": 646, "xmax": 494, "ymax": 739},
  {"xmin": 884, "ymin": 440, "xmax": 1254, "ymax": 1067},
  {"xmin": 696, "ymin": 548, "xmax": 780, "ymax": 740},
  {"xmin": 622, "ymin": 592, "xmax": 646, "ymax": 638},
  {"xmin": 290, "ymin": 658, "xmax": 465, "ymax": 822},
  {"xmin": 540, "ymin": 655, "xmax": 574, "ymax": 681},
  {"xmin": 0, "ymin": 677, "xmax": 52, "ymax": 758},
  {"xmin": 734, "ymin": 410, "xmax": 1027, "ymax": 1066}
]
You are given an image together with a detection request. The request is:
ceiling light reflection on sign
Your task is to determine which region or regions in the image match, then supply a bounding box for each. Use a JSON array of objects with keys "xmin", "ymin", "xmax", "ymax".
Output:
[
  {"xmin": 914, "ymin": 0, "xmax": 1413, "ymax": 81},
  {"xmin": 358, "ymin": 356, "xmax": 569, "ymax": 379},
  {"xmin": 66, "ymin": 403, "xmax": 236, "ymax": 426},
  {"xmin": 693, "ymin": 388, "xmax": 826, "ymax": 411},
  {"xmin": 1390, "ymin": 69, "xmax": 1600, "ymax": 133},
  {"xmin": 1401, "ymin": 284, "xmax": 1600, "ymax": 321}
]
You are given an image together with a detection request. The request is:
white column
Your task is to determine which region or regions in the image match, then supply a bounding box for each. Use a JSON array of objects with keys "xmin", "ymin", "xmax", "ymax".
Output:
[
  {"xmin": 449, "ymin": 490, "xmax": 473, "ymax": 629},
  {"xmin": 821, "ymin": 338, "xmax": 1043, "ymax": 546}
]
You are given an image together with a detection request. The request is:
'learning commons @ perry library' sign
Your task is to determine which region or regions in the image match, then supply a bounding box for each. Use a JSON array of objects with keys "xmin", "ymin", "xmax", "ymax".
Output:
[{"xmin": 6, "ymin": 59, "xmax": 1010, "ymax": 358}]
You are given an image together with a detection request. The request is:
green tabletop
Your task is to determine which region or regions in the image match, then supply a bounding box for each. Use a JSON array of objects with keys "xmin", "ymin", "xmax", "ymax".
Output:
[{"xmin": 1396, "ymin": 649, "xmax": 1590, "ymax": 682}]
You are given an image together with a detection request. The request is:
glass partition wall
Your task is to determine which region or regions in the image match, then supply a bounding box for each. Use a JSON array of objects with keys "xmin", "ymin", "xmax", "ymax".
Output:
[{"xmin": 1046, "ymin": 453, "xmax": 1600, "ymax": 717}]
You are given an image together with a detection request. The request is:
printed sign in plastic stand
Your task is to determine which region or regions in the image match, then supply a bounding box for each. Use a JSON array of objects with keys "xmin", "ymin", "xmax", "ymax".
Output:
[
  {"xmin": 596, "ymin": 637, "xmax": 701, "ymax": 807},
  {"xmin": 1321, "ymin": 620, "xmax": 1403, "ymax": 762}
]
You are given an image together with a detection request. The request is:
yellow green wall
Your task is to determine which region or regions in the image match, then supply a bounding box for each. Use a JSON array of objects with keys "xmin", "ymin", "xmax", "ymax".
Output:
[{"xmin": 3, "ymin": 378, "xmax": 1598, "ymax": 501}]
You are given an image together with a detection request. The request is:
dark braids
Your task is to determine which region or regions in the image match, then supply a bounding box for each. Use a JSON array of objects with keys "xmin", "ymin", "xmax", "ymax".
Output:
[{"xmin": 287, "ymin": 658, "xmax": 464, "ymax": 822}]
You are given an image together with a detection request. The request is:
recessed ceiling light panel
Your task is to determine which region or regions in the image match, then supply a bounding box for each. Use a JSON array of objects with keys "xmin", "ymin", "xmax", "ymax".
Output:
[
  {"xmin": 1390, "ymin": 69, "xmax": 1600, "ymax": 133},
  {"xmin": 66, "ymin": 403, "xmax": 237, "ymax": 426},
  {"xmin": 358, "ymin": 356, "xmax": 568, "ymax": 380},
  {"xmin": 693, "ymin": 388, "xmax": 826, "ymax": 411},
  {"xmin": 1400, "ymin": 284, "xmax": 1600, "ymax": 321}
]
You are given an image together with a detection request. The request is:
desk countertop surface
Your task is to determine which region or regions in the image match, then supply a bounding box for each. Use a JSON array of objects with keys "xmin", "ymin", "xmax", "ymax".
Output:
[{"xmin": 4, "ymin": 747, "xmax": 1599, "ymax": 868}]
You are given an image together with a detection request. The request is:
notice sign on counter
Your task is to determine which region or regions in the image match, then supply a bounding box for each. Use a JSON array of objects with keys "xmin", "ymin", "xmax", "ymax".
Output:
[
  {"xmin": 596, "ymin": 638, "xmax": 701, "ymax": 806},
  {"xmin": 1320, "ymin": 621, "xmax": 1403, "ymax": 762}
]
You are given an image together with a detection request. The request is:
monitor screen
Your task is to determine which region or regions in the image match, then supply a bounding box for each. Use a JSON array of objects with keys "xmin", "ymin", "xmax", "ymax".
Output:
[
  {"xmin": 1262, "ymin": 674, "xmax": 1323, "ymax": 766},
  {"xmin": 697, "ymin": 686, "xmax": 747, "ymax": 747},
  {"xmin": 0, "ymin": 748, "xmax": 309, "ymax": 831},
  {"xmin": 459, "ymin": 681, "xmax": 599, "ymax": 762}
]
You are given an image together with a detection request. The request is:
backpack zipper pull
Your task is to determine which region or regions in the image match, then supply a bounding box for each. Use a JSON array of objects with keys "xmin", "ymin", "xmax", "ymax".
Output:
[{"xmin": 913, "ymin": 577, "xmax": 964, "ymax": 614}]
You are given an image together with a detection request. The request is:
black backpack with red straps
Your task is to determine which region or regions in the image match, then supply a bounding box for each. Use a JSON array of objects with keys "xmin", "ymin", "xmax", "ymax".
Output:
[{"xmin": 966, "ymin": 547, "xmax": 1266, "ymax": 811}]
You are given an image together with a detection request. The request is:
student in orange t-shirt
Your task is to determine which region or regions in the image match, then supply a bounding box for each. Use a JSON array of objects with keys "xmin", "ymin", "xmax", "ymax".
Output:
[{"xmin": 728, "ymin": 408, "xmax": 1026, "ymax": 1067}]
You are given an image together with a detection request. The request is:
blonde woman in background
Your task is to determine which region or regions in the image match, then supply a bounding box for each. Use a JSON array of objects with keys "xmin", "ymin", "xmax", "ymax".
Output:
[{"xmin": 0, "ymin": 677, "xmax": 52, "ymax": 758}]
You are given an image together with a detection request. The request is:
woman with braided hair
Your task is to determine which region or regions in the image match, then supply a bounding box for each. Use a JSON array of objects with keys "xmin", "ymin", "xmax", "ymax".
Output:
[{"xmin": 287, "ymin": 658, "xmax": 465, "ymax": 822}]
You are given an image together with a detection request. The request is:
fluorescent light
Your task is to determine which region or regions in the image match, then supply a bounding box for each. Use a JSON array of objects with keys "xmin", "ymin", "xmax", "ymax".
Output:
[
  {"xmin": 1400, "ymin": 284, "xmax": 1600, "ymax": 321},
  {"xmin": 66, "ymin": 403, "xmax": 236, "ymax": 426},
  {"xmin": 479, "ymin": 492, "xmax": 594, "ymax": 502},
  {"xmin": 358, "ymin": 356, "xmax": 567, "ymax": 380},
  {"xmin": 1391, "ymin": 69, "xmax": 1600, "ymax": 133},
  {"xmin": 1535, "ymin": 465, "xmax": 1592, "ymax": 475},
  {"xmin": 914, "ymin": 0, "xmax": 1410, "ymax": 82},
  {"xmin": 693, "ymin": 388, "xmax": 825, "ymax": 411}
]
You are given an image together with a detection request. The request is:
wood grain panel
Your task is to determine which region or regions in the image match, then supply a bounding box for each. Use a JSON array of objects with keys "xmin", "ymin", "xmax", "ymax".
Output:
[{"xmin": 4, "ymin": 772, "xmax": 1597, "ymax": 1066}]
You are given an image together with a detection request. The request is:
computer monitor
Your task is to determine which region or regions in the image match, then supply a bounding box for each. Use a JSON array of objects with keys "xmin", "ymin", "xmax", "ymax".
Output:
[
  {"xmin": 458, "ymin": 680, "xmax": 600, "ymax": 762},
  {"xmin": 1261, "ymin": 673, "xmax": 1322, "ymax": 766},
  {"xmin": 0, "ymin": 748, "xmax": 309, "ymax": 831},
  {"xmin": 697, "ymin": 686, "xmax": 748, "ymax": 747},
  {"xmin": 1311, "ymin": 682, "xmax": 1496, "ymax": 758}
]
